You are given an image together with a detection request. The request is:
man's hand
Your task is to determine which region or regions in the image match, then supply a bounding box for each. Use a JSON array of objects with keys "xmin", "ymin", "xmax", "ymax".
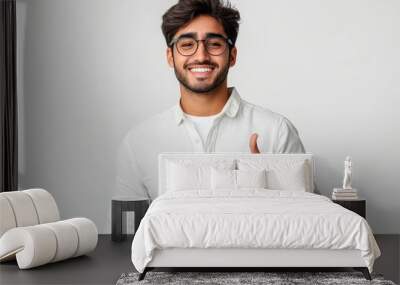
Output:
[{"xmin": 249, "ymin": 133, "xmax": 261, "ymax": 154}]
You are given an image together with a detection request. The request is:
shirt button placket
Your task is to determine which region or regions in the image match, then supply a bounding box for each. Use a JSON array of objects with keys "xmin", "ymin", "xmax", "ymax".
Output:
[
  {"xmin": 205, "ymin": 120, "xmax": 220, "ymax": 153},
  {"xmin": 186, "ymin": 121, "xmax": 204, "ymax": 152}
]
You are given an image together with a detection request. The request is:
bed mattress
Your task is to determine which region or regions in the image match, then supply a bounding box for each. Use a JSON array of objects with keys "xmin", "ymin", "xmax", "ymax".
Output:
[{"xmin": 131, "ymin": 189, "xmax": 380, "ymax": 273}]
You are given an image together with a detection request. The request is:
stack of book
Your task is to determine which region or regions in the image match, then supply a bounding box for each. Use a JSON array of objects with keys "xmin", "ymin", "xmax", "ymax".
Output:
[{"xmin": 332, "ymin": 188, "xmax": 358, "ymax": 200}]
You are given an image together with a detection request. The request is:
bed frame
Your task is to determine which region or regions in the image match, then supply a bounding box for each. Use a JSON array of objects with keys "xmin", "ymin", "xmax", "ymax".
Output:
[
  {"xmin": 140, "ymin": 248, "xmax": 371, "ymax": 280},
  {"xmin": 137, "ymin": 153, "xmax": 372, "ymax": 281}
]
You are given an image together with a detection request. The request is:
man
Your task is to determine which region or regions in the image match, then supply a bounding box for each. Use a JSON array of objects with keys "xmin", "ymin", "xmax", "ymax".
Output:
[{"xmin": 116, "ymin": 0, "xmax": 305, "ymax": 201}]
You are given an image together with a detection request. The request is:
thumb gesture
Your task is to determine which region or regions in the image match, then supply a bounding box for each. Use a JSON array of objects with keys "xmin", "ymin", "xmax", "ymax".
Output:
[{"xmin": 249, "ymin": 133, "xmax": 261, "ymax": 154}]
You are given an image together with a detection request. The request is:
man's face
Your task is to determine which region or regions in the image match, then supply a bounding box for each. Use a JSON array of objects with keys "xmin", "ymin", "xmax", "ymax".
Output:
[{"xmin": 167, "ymin": 15, "xmax": 237, "ymax": 94}]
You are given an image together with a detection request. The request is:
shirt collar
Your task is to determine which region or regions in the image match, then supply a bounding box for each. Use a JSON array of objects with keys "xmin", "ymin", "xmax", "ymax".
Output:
[{"xmin": 174, "ymin": 87, "xmax": 241, "ymax": 125}]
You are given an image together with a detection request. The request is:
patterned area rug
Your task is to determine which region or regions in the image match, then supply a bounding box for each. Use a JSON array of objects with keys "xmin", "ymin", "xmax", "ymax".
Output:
[{"xmin": 116, "ymin": 271, "xmax": 396, "ymax": 285}]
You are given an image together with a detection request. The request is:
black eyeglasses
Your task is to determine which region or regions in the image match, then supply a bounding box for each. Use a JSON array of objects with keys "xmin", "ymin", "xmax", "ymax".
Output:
[{"xmin": 169, "ymin": 35, "xmax": 233, "ymax": 56}]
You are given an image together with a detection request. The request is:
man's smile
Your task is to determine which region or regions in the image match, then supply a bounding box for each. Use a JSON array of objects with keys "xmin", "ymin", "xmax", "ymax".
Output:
[{"xmin": 187, "ymin": 65, "xmax": 215, "ymax": 78}]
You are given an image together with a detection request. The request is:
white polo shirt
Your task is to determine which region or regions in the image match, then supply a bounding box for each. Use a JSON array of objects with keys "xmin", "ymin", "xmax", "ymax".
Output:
[{"xmin": 116, "ymin": 87, "xmax": 306, "ymax": 200}]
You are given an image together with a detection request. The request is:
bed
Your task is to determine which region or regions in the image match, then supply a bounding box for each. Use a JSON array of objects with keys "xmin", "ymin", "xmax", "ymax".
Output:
[{"xmin": 131, "ymin": 152, "xmax": 381, "ymax": 281}]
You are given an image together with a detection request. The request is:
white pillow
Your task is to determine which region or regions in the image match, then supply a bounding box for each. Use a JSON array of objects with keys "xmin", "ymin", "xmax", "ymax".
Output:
[
  {"xmin": 211, "ymin": 168, "xmax": 236, "ymax": 190},
  {"xmin": 211, "ymin": 168, "xmax": 267, "ymax": 190},
  {"xmin": 166, "ymin": 159, "xmax": 235, "ymax": 191},
  {"xmin": 167, "ymin": 163, "xmax": 207, "ymax": 191},
  {"xmin": 237, "ymin": 159, "xmax": 310, "ymax": 192},
  {"xmin": 266, "ymin": 161, "xmax": 308, "ymax": 191},
  {"xmin": 236, "ymin": 169, "xmax": 267, "ymax": 189}
]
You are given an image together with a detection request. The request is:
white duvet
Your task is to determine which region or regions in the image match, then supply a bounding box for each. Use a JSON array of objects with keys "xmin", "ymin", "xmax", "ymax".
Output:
[{"xmin": 131, "ymin": 189, "xmax": 380, "ymax": 273}]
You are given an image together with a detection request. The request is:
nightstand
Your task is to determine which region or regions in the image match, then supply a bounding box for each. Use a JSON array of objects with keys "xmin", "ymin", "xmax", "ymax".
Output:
[
  {"xmin": 332, "ymin": 199, "xmax": 366, "ymax": 218},
  {"xmin": 111, "ymin": 197, "xmax": 150, "ymax": 242}
]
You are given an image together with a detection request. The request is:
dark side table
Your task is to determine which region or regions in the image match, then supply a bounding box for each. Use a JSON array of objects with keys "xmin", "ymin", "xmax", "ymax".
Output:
[
  {"xmin": 111, "ymin": 197, "xmax": 150, "ymax": 242},
  {"xmin": 332, "ymin": 199, "xmax": 366, "ymax": 219}
]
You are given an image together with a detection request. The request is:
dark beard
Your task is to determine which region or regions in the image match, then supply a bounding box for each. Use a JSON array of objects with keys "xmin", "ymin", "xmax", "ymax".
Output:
[{"xmin": 173, "ymin": 58, "xmax": 230, "ymax": 94}]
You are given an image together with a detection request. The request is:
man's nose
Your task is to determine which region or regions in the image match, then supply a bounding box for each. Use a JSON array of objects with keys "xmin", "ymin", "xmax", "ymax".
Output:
[{"xmin": 193, "ymin": 40, "xmax": 210, "ymax": 61}]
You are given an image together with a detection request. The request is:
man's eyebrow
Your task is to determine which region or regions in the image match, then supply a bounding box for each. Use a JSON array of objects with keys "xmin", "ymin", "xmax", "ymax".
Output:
[
  {"xmin": 205, "ymin": 33, "xmax": 226, "ymax": 38},
  {"xmin": 178, "ymin": 32, "xmax": 197, "ymax": 38},
  {"xmin": 176, "ymin": 32, "xmax": 226, "ymax": 39}
]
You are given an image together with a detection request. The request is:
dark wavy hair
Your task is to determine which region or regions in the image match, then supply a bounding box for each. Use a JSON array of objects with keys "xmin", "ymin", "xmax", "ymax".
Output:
[{"xmin": 161, "ymin": 0, "xmax": 241, "ymax": 47}]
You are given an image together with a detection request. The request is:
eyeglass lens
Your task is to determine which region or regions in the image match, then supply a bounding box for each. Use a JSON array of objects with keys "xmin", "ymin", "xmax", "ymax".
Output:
[{"xmin": 176, "ymin": 37, "xmax": 228, "ymax": 56}]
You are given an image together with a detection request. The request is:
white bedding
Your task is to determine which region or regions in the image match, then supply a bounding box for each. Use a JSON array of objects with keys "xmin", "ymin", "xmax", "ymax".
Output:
[{"xmin": 131, "ymin": 190, "xmax": 380, "ymax": 273}]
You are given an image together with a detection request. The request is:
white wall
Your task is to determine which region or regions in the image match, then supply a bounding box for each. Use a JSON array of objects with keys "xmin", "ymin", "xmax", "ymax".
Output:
[{"xmin": 17, "ymin": 0, "xmax": 400, "ymax": 234}]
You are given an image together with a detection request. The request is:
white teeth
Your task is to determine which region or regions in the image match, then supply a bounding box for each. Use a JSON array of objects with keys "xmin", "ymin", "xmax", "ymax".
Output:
[{"xmin": 191, "ymin": 68, "xmax": 212, "ymax": 73}]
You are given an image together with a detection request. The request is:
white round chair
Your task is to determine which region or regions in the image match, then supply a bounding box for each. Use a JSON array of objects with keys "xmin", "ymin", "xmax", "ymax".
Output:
[{"xmin": 0, "ymin": 188, "xmax": 98, "ymax": 269}]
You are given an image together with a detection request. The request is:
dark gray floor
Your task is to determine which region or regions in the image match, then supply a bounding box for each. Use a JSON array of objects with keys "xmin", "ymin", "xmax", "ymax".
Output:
[
  {"xmin": 0, "ymin": 234, "xmax": 399, "ymax": 285},
  {"xmin": 0, "ymin": 235, "xmax": 134, "ymax": 285}
]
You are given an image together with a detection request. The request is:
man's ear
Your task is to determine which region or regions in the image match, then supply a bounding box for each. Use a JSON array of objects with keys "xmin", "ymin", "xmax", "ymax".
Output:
[
  {"xmin": 229, "ymin": 46, "xmax": 237, "ymax": 67},
  {"xmin": 167, "ymin": 47, "xmax": 174, "ymax": 68}
]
